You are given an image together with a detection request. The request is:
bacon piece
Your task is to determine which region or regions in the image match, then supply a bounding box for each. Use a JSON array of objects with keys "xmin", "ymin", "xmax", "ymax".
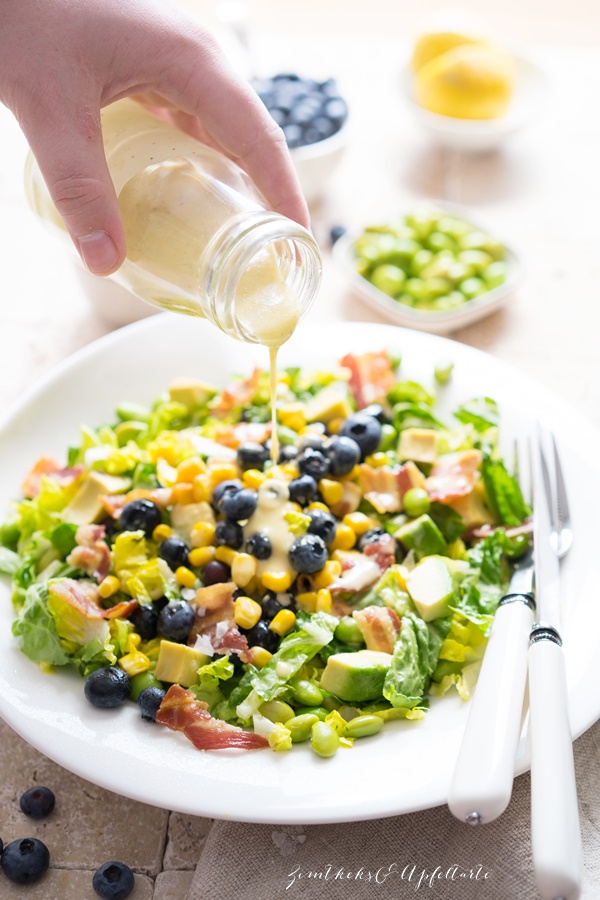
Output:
[
  {"xmin": 359, "ymin": 465, "xmax": 402, "ymax": 513},
  {"xmin": 212, "ymin": 369, "xmax": 262, "ymax": 416},
  {"xmin": 156, "ymin": 685, "xmax": 269, "ymax": 750},
  {"xmin": 22, "ymin": 457, "xmax": 84, "ymax": 499},
  {"xmin": 67, "ymin": 525, "xmax": 110, "ymax": 581},
  {"xmin": 100, "ymin": 487, "xmax": 173, "ymax": 519},
  {"xmin": 212, "ymin": 422, "xmax": 271, "ymax": 450},
  {"xmin": 188, "ymin": 582, "xmax": 236, "ymax": 643},
  {"xmin": 50, "ymin": 578, "xmax": 105, "ymax": 617},
  {"xmin": 329, "ymin": 481, "xmax": 362, "ymax": 518},
  {"xmin": 363, "ymin": 533, "xmax": 396, "ymax": 572},
  {"xmin": 103, "ymin": 599, "xmax": 139, "ymax": 620},
  {"xmin": 352, "ymin": 607, "xmax": 401, "ymax": 654},
  {"xmin": 397, "ymin": 461, "xmax": 427, "ymax": 496},
  {"xmin": 426, "ymin": 450, "xmax": 482, "ymax": 503},
  {"xmin": 340, "ymin": 351, "xmax": 396, "ymax": 409}
]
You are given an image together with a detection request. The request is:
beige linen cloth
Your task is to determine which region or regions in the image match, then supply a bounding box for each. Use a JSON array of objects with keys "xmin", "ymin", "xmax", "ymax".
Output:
[{"xmin": 188, "ymin": 719, "xmax": 600, "ymax": 900}]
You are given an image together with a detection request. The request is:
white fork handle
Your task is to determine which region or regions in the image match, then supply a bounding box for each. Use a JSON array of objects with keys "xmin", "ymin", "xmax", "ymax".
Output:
[
  {"xmin": 448, "ymin": 595, "xmax": 534, "ymax": 824},
  {"xmin": 529, "ymin": 628, "xmax": 582, "ymax": 900}
]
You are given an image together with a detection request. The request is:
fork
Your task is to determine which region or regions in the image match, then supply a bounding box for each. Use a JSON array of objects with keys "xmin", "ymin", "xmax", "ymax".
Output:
[{"xmin": 528, "ymin": 432, "xmax": 582, "ymax": 900}]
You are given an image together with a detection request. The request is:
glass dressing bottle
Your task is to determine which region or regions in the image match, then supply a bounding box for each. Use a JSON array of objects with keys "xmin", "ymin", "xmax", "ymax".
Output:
[{"xmin": 24, "ymin": 98, "xmax": 321, "ymax": 349}]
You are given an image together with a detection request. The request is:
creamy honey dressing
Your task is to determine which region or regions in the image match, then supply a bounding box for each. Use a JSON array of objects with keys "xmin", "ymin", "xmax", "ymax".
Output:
[{"xmin": 243, "ymin": 480, "xmax": 296, "ymax": 582}]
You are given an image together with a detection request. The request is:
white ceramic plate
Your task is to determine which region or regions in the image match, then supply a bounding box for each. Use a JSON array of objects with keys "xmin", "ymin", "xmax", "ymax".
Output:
[
  {"xmin": 332, "ymin": 202, "xmax": 522, "ymax": 334},
  {"xmin": 0, "ymin": 316, "xmax": 598, "ymax": 824},
  {"xmin": 401, "ymin": 54, "xmax": 549, "ymax": 153}
]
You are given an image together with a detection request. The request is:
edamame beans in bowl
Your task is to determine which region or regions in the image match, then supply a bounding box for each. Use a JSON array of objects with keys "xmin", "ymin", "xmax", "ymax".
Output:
[{"xmin": 0, "ymin": 349, "xmax": 530, "ymax": 759}]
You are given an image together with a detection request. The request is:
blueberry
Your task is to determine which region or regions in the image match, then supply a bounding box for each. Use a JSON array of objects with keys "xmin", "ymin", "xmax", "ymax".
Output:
[
  {"xmin": 319, "ymin": 78, "xmax": 338, "ymax": 95},
  {"xmin": 237, "ymin": 442, "xmax": 269, "ymax": 471},
  {"xmin": 297, "ymin": 448, "xmax": 330, "ymax": 480},
  {"xmin": 303, "ymin": 117, "xmax": 336, "ymax": 144},
  {"xmin": 220, "ymin": 488, "xmax": 257, "ymax": 521},
  {"xmin": 84, "ymin": 667, "xmax": 131, "ymax": 708},
  {"xmin": 339, "ymin": 414, "xmax": 382, "ymax": 459},
  {"xmin": 19, "ymin": 786, "xmax": 55, "ymax": 820},
  {"xmin": 158, "ymin": 536, "xmax": 190, "ymax": 570},
  {"xmin": 0, "ymin": 838, "xmax": 50, "ymax": 885},
  {"xmin": 289, "ymin": 534, "xmax": 328, "ymax": 574},
  {"xmin": 202, "ymin": 560, "xmax": 231, "ymax": 585},
  {"xmin": 282, "ymin": 123, "xmax": 303, "ymax": 149},
  {"xmin": 246, "ymin": 532, "xmax": 272, "ymax": 560},
  {"xmin": 212, "ymin": 479, "xmax": 242, "ymax": 510},
  {"xmin": 288, "ymin": 474, "xmax": 318, "ymax": 506},
  {"xmin": 129, "ymin": 604, "xmax": 158, "ymax": 641},
  {"xmin": 307, "ymin": 509, "xmax": 337, "ymax": 546},
  {"xmin": 137, "ymin": 686, "xmax": 166, "ymax": 722},
  {"xmin": 119, "ymin": 499, "xmax": 161, "ymax": 537},
  {"xmin": 273, "ymin": 72, "xmax": 301, "ymax": 82},
  {"xmin": 261, "ymin": 592, "xmax": 284, "ymax": 620},
  {"xmin": 278, "ymin": 444, "xmax": 298, "ymax": 463},
  {"xmin": 269, "ymin": 107, "xmax": 288, "ymax": 127},
  {"xmin": 324, "ymin": 435, "xmax": 361, "ymax": 477},
  {"xmin": 362, "ymin": 403, "xmax": 388, "ymax": 424},
  {"xmin": 153, "ymin": 596, "xmax": 169, "ymax": 613},
  {"xmin": 323, "ymin": 96, "xmax": 348, "ymax": 126},
  {"xmin": 357, "ymin": 528, "xmax": 386, "ymax": 552},
  {"xmin": 215, "ymin": 519, "xmax": 244, "ymax": 550},
  {"xmin": 289, "ymin": 99, "xmax": 323, "ymax": 127},
  {"xmin": 244, "ymin": 619, "xmax": 279, "ymax": 653},
  {"xmin": 0, "ymin": 837, "xmax": 3, "ymax": 855},
  {"xmin": 157, "ymin": 602, "xmax": 195, "ymax": 643},
  {"xmin": 92, "ymin": 861, "xmax": 135, "ymax": 899},
  {"xmin": 329, "ymin": 224, "xmax": 347, "ymax": 246}
]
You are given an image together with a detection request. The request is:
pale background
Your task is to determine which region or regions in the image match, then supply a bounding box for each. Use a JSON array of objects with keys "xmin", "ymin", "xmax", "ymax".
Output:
[{"xmin": 0, "ymin": 1, "xmax": 599, "ymax": 897}]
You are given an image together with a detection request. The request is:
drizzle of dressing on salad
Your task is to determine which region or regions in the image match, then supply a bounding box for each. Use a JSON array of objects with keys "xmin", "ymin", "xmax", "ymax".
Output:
[{"xmin": 243, "ymin": 480, "xmax": 296, "ymax": 582}]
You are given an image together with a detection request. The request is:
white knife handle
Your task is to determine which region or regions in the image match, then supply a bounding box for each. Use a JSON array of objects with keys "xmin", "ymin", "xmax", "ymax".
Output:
[
  {"xmin": 448, "ymin": 594, "xmax": 534, "ymax": 825},
  {"xmin": 529, "ymin": 625, "xmax": 582, "ymax": 900}
]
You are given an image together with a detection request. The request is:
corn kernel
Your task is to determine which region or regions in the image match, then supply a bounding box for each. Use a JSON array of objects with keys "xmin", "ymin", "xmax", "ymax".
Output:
[
  {"xmin": 234, "ymin": 596, "xmax": 262, "ymax": 629},
  {"xmin": 296, "ymin": 591, "xmax": 318, "ymax": 612},
  {"xmin": 98, "ymin": 575, "xmax": 121, "ymax": 599},
  {"xmin": 264, "ymin": 465, "xmax": 290, "ymax": 482},
  {"xmin": 312, "ymin": 560, "xmax": 342, "ymax": 589},
  {"xmin": 342, "ymin": 512, "xmax": 373, "ymax": 536},
  {"xmin": 279, "ymin": 462, "xmax": 299, "ymax": 479},
  {"xmin": 348, "ymin": 465, "xmax": 361, "ymax": 481},
  {"xmin": 261, "ymin": 571, "xmax": 293, "ymax": 592},
  {"xmin": 251, "ymin": 647, "xmax": 273, "ymax": 668},
  {"xmin": 176, "ymin": 457, "xmax": 206, "ymax": 483},
  {"xmin": 125, "ymin": 633, "xmax": 142, "ymax": 651},
  {"xmin": 242, "ymin": 468, "xmax": 266, "ymax": 489},
  {"xmin": 328, "ymin": 416, "xmax": 344, "ymax": 435},
  {"xmin": 192, "ymin": 473, "xmax": 211, "ymax": 502},
  {"xmin": 152, "ymin": 524, "xmax": 172, "ymax": 543},
  {"xmin": 190, "ymin": 521, "xmax": 216, "ymax": 548},
  {"xmin": 172, "ymin": 482, "xmax": 194, "ymax": 505},
  {"xmin": 330, "ymin": 523, "xmax": 356, "ymax": 551},
  {"xmin": 316, "ymin": 588, "xmax": 333, "ymax": 613},
  {"xmin": 307, "ymin": 501, "xmax": 329, "ymax": 513},
  {"xmin": 189, "ymin": 546, "xmax": 216, "ymax": 568},
  {"xmin": 118, "ymin": 650, "xmax": 150, "ymax": 677},
  {"xmin": 269, "ymin": 609, "xmax": 296, "ymax": 636},
  {"xmin": 232, "ymin": 553, "xmax": 258, "ymax": 588},
  {"xmin": 279, "ymin": 403, "xmax": 306, "ymax": 431},
  {"xmin": 215, "ymin": 545, "xmax": 237, "ymax": 567},
  {"xmin": 319, "ymin": 479, "xmax": 344, "ymax": 506},
  {"xmin": 210, "ymin": 463, "xmax": 238, "ymax": 487},
  {"xmin": 365, "ymin": 452, "xmax": 387, "ymax": 468},
  {"xmin": 175, "ymin": 566, "xmax": 197, "ymax": 588}
]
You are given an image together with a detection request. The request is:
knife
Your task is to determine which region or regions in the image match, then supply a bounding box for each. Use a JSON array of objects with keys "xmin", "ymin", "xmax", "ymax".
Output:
[
  {"xmin": 528, "ymin": 435, "xmax": 582, "ymax": 900},
  {"xmin": 448, "ymin": 545, "xmax": 535, "ymax": 824}
]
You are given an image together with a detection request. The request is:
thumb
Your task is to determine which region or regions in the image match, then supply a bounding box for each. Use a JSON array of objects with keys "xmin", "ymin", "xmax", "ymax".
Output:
[{"xmin": 23, "ymin": 104, "xmax": 126, "ymax": 276}]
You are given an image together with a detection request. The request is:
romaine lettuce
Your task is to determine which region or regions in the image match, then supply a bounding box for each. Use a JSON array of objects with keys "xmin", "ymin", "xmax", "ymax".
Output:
[
  {"xmin": 383, "ymin": 613, "xmax": 449, "ymax": 709},
  {"xmin": 12, "ymin": 584, "xmax": 70, "ymax": 666}
]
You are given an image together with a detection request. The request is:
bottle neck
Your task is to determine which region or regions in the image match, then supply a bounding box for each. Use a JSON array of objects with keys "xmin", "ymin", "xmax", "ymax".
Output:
[{"xmin": 200, "ymin": 211, "xmax": 322, "ymax": 346}]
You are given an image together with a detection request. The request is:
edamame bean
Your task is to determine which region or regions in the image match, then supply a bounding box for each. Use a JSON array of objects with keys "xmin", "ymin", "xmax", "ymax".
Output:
[
  {"xmin": 295, "ymin": 705, "xmax": 328, "ymax": 721},
  {"xmin": 334, "ymin": 616, "xmax": 365, "ymax": 646},
  {"xmin": 378, "ymin": 424, "xmax": 397, "ymax": 452},
  {"xmin": 116, "ymin": 402, "xmax": 151, "ymax": 423},
  {"xmin": 291, "ymin": 679, "xmax": 324, "ymax": 707},
  {"xmin": 403, "ymin": 487, "xmax": 431, "ymax": 518},
  {"xmin": 322, "ymin": 695, "xmax": 342, "ymax": 711},
  {"xmin": 115, "ymin": 420, "xmax": 148, "ymax": 447},
  {"xmin": 259, "ymin": 700, "xmax": 295, "ymax": 724},
  {"xmin": 130, "ymin": 671, "xmax": 163, "ymax": 701},
  {"xmin": 434, "ymin": 361, "xmax": 454, "ymax": 384},
  {"xmin": 345, "ymin": 715, "xmax": 385, "ymax": 739},
  {"xmin": 311, "ymin": 722, "xmax": 340, "ymax": 758},
  {"xmin": 287, "ymin": 714, "xmax": 319, "ymax": 743}
]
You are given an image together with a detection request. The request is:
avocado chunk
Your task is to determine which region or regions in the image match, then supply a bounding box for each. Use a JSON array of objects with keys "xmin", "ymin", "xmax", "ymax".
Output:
[
  {"xmin": 154, "ymin": 640, "xmax": 210, "ymax": 688},
  {"xmin": 406, "ymin": 556, "xmax": 455, "ymax": 621},
  {"xmin": 395, "ymin": 514, "xmax": 447, "ymax": 559},
  {"xmin": 320, "ymin": 650, "xmax": 393, "ymax": 702},
  {"xmin": 168, "ymin": 378, "xmax": 214, "ymax": 407},
  {"xmin": 61, "ymin": 472, "xmax": 130, "ymax": 526},
  {"xmin": 398, "ymin": 428, "xmax": 439, "ymax": 464},
  {"xmin": 304, "ymin": 387, "xmax": 352, "ymax": 424}
]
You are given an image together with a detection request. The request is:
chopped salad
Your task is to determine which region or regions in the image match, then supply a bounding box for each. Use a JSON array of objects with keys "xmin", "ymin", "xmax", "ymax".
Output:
[{"xmin": 0, "ymin": 350, "xmax": 530, "ymax": 757}]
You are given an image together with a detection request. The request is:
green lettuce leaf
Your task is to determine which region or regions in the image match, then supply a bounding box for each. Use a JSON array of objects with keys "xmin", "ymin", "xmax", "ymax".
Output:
[
  {"xmin": 430, "ymin": 613, "xmax": 487, "ymax": 700},
  {"xmin": 453, "ymin": 397, "xmax": 499, "ymax": 432},
  {"xmin": 354, "ymin": 565, "xmax": 415, "ymax": 617},
  {"xmin": 482, "ymin": 457, "xmax": 529, "ymax": 526},
  {"xmin": 189, "ymin": 656, "xmax": 235, "ymax": 718},
  {"xmin": 383, "ymin": 613, "xmax": 450, "ymax": 709},
  {"xmin": 12, "ymin": 584, "xmax": 70, "ymax": 666},
  {"xmin": 0, "ymin": 546, "xmax": 21, "ymax": 576}
]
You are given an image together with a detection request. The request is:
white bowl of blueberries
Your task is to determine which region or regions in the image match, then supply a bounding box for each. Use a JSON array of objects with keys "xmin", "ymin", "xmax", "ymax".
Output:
[{"xmin": 251, "ymin": 72, "xmax": 349, "ymax": 204}]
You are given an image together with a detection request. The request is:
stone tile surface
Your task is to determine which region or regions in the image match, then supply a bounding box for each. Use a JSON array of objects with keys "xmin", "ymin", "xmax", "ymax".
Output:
[
  {"xmin": 0, "ymin": 868, "xmax": 153, "ymax": 900},
  {"xmin": 163, "ymin": 813, "xmax": 212, "ymax": 870},
  {"xmin": 0, "ymin": 721, "xmax": 169, "ymax": 877},
  {"xmin": 153, "ymin": 869, "xmax": 195, "ymax": 899}
]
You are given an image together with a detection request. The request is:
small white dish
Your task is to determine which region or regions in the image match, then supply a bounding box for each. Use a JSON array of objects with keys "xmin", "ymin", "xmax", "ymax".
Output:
[
  {"xmin": 333, "ymin": 201, "xmax": 523, "ymax": 334},
  {"xmin": 402, "ymin": 53, "xmax": 549, "ymax": 153}
]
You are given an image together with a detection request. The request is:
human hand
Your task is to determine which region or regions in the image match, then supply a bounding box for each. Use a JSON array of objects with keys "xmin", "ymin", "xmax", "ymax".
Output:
[{"xmin": 0, "ymin": 0, "xmax": 309, "ymax": 275}]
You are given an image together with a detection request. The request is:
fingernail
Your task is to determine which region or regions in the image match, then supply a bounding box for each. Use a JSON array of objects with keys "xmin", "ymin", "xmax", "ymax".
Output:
[{"xmin": 77, "ymin": 231, "xmax": 119, "ymax": 274}]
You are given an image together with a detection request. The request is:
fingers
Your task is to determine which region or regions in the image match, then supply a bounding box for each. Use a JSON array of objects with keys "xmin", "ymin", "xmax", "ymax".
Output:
[
  {"xmin": 155, "ymin": 28, "xmax": 310, "ymax": 229},
  {"xmin": 21, "ymin": 102, "xmax": 126, "ymax": 275}
]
